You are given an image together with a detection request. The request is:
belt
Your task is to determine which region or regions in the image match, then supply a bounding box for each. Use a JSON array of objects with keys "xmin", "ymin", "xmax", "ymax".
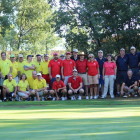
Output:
[
  {"xmin": 78, "ymin": 72, "xmax": 86, "ymax": 74},
  {"xmin": 118, "ymin": 70, "xmax": 127, "ymax": 71},
  {"xmin": 131, "ymin": 67, "xmax": 138, "ymax": 69}
]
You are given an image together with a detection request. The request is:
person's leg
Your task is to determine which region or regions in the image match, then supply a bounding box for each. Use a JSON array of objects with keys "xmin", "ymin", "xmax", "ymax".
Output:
[
  {"xmin": 93, "ymin": 84, "xmax": 97, "ymax": 97},
  {"xmin": 109, "ymin": 75, "xmax": 115, "ymax": 98},
  {"xmin": 43, "ymin": 89, "xmax": 48, "ymax": 98},
  {"xmin": 77, "ymin": 88, "xmax": 84, "ymax": 100},
  {"xmin": 133, "ymin": 86, "xmax": 138, "ymax": 97},
  {"xmin": 90, "ymin": 84, "xmax": 93, "ymax": 97},
  {"xmin": 116, "ymin": 71, "xmax": 121, "ymax": 96},
  {"xmin": 68, "ymin": 89, "xmax": 74, "ymax": 100},
  {"xmin": 101, "ymin": 84, "xmax": 104, "ymax": 95},
  {"xmin": 51, "ymin": 78, "xmax": 56, "ymax": 89},
  {"xmin": 102, "ymin": 75, "xmax": 109, "ymax": 98},
  {"xmin": 18, "ymin": 92, "xmax": 28, "ymax": 99},
  {"xmin": 61, "ymin": 89, "xmax": 67, "ymax": 97},
  {"xmin": 46, "ymin": 74, "xmax": 51, "ymax": 89}
]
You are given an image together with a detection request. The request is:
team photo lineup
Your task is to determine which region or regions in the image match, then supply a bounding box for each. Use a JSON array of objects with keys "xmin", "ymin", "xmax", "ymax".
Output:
[{"xmin": 0, "ymin": 46, "xmax": 140, "ymax": 102}]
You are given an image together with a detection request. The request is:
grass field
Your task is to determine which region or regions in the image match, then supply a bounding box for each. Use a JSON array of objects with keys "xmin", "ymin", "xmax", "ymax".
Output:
[{"xmin": 0, "ymin": 98, "xmax": 140, "ymax": 140}]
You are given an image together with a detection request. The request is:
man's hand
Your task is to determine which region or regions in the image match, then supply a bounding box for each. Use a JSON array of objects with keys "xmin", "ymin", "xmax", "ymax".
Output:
[
  {"xmin": 74, "ymin": 89, "xmax": 78, "ymax": 93},
  {"xmin": 103, "ymin": 76, "xmax": 105, "ymax": 80},
  {"xmin": 1, "ymin": 75, "xmax": 5, "ymax": 79},
  {"xmin": 128, "ymin": 86, "xmax": 131, "ymax": 92},
  {"xmin": 57, "ymin": 88, "xmax": 61, "ymax": 92},
  {"xmin": 62, "ymin": 75, "xmax": 65, "ymax": 80},
  {"xmin": 98, "ymin": 75, "xmax": 100, "ymax": 79}
]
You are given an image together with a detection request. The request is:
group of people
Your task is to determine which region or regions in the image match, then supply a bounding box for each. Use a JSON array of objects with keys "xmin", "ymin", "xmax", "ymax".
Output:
[{"xmin": 0, "ymin": 46, "xmax": 140, "ymax": 102}]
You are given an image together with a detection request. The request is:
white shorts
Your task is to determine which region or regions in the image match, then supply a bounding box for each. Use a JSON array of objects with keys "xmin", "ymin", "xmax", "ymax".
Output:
[{"xmin": 18, "ymin": 91, "xmax": 30, "ymax": 97}]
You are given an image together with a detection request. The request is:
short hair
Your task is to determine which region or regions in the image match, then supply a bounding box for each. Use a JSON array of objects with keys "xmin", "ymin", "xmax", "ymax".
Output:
[
  {"xmin": 127, "ymin": 69, "xmax": 133, "ymax": 74},
  {"xmin": 1, "ymin": 52, "xmax": 6, "ymax": 56},
  {"xmin": 20, "ymin": 73, "xmax": 27, "ymax": 80},
  {"xmin": 88, "ymin": 54, "xmax": 94, "ymax": 58}
]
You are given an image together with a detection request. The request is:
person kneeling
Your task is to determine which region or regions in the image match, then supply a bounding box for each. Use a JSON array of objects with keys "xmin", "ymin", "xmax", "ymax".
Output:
[
  {"xmin": 50, "ymin": 74, "xmax": 67, "ymax": 101},
  {"xmin": 18, "ymin": 73, "xmax": 31, "ymax": 101},
  {"xmin": 33, "ymin": 73, "xmax": 48, "ymax": 101},
  {"xmin": 121, "ymin": 69, "xmax": 138, "ymax": 97},
  {"xmin": 68, "ymin": 69, "xmax": 84, "ymax": 100},
  {"xmin": 3, "ymin": 74, "xmax": 17, "ymax": 101}
]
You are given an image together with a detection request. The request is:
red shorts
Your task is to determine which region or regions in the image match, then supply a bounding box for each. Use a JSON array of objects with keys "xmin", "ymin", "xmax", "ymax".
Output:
[{"xmin": 42, "ymin": 74, "xmax": 51, "ymax": 89}]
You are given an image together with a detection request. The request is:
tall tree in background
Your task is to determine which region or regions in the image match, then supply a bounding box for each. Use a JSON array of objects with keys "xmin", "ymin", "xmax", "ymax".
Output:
[{"xmin": 50, "ymin": 0, "xmax": 140, "ymax": 55}]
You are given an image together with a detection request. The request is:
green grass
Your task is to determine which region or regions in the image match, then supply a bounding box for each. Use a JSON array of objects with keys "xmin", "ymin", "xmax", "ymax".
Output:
[{"xmin": 0, "ymin": 98, "xmax": 140, "ymax": 140}]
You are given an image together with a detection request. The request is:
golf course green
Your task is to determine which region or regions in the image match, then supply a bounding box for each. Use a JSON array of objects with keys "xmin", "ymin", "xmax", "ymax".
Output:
[{"xmin": 0, "ymin": 98, "xmax": 140, "ymax": 140}]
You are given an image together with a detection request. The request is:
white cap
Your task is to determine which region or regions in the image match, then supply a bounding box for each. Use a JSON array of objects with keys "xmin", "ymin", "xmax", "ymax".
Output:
[
  {"xmin": 130, "ymin": 46, "xmax": 135, "ymax": 50},
  {"xmin": 73, "ymin": 69, "xmax": 77, "ymax": 72},
  {"xmin": 73, "ymin": 49, "xmax": 78, "ymax": 53},
  {"xmin": 98, "ymin": 50, "xmax": 103, "ymax": 53},
  {"xmin": 19, "ymin": 54, "xmax": 23, "ymax": 57},
  {"xmin": 37, "ymin": 73, "xmax": 42, "ymax": 76},
  {"xmin": 56, "ymin": 74, "xmax": 61, "ymax": 78},
  {"xmin": 120, "ymin": 48, "xmax": 125, "ymax": 51}
]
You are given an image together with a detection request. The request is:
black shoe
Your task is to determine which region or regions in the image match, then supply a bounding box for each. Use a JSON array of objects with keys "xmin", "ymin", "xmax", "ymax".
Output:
[
  {"xmin": 9, "ymin": 97, "xmax": 12, "ymax": 101},
  {"xmin": 115, "ymin": 94, "xmax": 119, "ymax": 97}
]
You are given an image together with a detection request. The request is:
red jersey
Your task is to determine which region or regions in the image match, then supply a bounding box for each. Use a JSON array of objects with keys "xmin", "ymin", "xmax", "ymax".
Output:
[
  {"xmin": 87, "ymin": 61, "xmax": 99, "ymax": 76},
  {"xmin": 61, "ymin": 59, "xmax": 76, "ymax": 76},
  {"xmin": 48, "ymin": 59, "xmax": 62, "ymax": 78},
  {"xmin": 76, "ymin": 59, "xmax": 87, "ymax": 73},
  {"xmin": 103, "ymin": 61, "xmax": 116, "ymax": 75},
  {"xmin": 68, "ymin": 76, "xmax": 82, "ymax": 89},
  {"xmin": 52, "ymin": 80, "xmax": 65, "ymax": 90}
]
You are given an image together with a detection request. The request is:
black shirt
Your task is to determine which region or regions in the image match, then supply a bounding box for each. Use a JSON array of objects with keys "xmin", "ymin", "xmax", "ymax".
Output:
[
  {"xmin": 124, "ymin": 76, "xmax": 137, "ymax": 87},
  {"xmin": 71, "ymin": 56, "xmax": 80, "ymax": 62}
]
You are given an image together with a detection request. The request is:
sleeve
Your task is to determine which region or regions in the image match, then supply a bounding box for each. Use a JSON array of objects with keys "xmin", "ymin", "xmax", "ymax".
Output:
[
  {"xmin": 52, "ymin": 82, "xmax": 56, "ymax": 89},
  {"xmin": 3, "ymin": 80, "xmax": 6, "ymax": 86},
  {"xmin": 79, "ymin": 77, "xmax": 82, "ymax": 83},
  {"xmin": 62, "ymin": 81, "xmax": 65, "ymax": 87},
  {"xmin": 68, "ymin": 77, "xmax": 71, "ymax": 83},
  {"xmin": 43, "ymin": 79, "xmax": 47, "ymax": 87},
  {"xmin": 123, "ymin": 78, "xmax": 127, "ymax": 84},
  {"xmin": 61, "ymin": 60, "xmax": 64, "ymax": 67},
  {"xmin": 13, "ymin": 80, "xmax": 17, "ymax": 86},
  {"xmin": 96, "ymin": 62, "xmax": 99, "ymax": 68},
  {"xmin": 103, "ymin": 62, "xmax": 105, "ymax": 68},
  {"xmin": 48, "ymin": 61, "xmax": 51, "ymax": 68},
  {"xmin": 113, "ymin": 62, "xmax": 117, "ymax": 68}
]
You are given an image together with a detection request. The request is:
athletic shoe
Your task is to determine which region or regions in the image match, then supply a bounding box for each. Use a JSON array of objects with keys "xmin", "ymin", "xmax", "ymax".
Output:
[
  {"xmin": 73, "ymin": 96, "xmax": 76, "ymax": 100},
  {"xmin": 78, "ymin": 96, "xmax": 82, "ymax": 100},
  {"xmin": 34, "ymin": 97, "xmax": 37, "ymax": 101},
  {"xmin": 123, "ymin": 95, "xmax": 127, "ymax": 98},
  {"xmin": 96, "ymin": 95, "xmax": 99, "ymax": 98},
  {"xmin": 52, "ymin": 97, "xmax": 56, "ymax": 101},
  {"xmin": 61, "ymin": 97, "xmax": 65, "ymax": 101},
  {"xmin": 101, "ymin": 95, "xmax": 105, "ymax": 99},
  {"xmin": 111, "ymin": 95, "xmax": 114, "ymax": 99},
  {"xmin": 15, "ymin": 97, "xmax": 19, "ymax": 101},
  {"xmin": 26, "ymin": 97, "xmax": 31, "ymax": 101},
  {"xmin": 8, "ymin": 97, "xmax": 12, "ymax": 101},
  {"xmin": 0, "ymin": 100, "xmax": 2, "ymax": 102},
  {"xmin": 48, "ymin": 95, "xmax": 52, "ymax": 99},
  {"xmin": 3, "ymin": 98, "xmax": 7, "ymax": 102},
  {"xmin": 71, "ymin": 96, "xmax": 74, "ymax": 100},
  {"xmin": 42, "ymin": 97, "xmax": 45, "ymax": 101},
  {"xmin": 86, "ymin": 96, "xmax": 89, "ymax": 99},
  {"xmin": 94, "ymin": 96, "xmax": 98, "ymax": 99},
  {"xmin": 134, "ymin": 94, "xmax": 138, "ymax": 97},
  {"xmin": 90, "ymin": 96, "xmax": 93, "ymax": 99},
  {"xmin": 64, "ymin": 97, "xmax": 67, "ymax": 100}
]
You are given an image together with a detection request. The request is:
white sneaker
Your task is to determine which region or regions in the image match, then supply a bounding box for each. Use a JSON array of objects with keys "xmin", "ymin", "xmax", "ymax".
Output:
[
  {"xmin": 52, "ymin": 97, "xmax": 56, "ymax": 101},
  {"xmin": 111, "ymin": 95, "xmax": 114, "ymax": 99},
  {"xmin": 94, "ymin": 96, "xmax": 97, "ymax": 99},
  {"xmin": 61, "ymin": 97, "xmax": 65, "ymax": 101},
  {"xmin": 0, "ymin": 100, "xmax": 2, "ymax": 102},
  {"xmin": 134, "ymin": 94, "xmax": 138, "ymax": 97},
  {"xmin": 78, "ymin": 96, "xmax": 82, "ymax": 100},
  {"xmin": 86, "ymin": 96, "xmax": 89, "ymax": 99},
  {"xmin": 73, "ymin": 96, "xmax": 76, "ymax": 100},
  {"xmin": 42, "ymin": 97, "xmax": 45, "ymax": 101},
  {"xmin": 123, "ymin": 95, "xmax": 127, "ymax": 98},
  {"xmin": 34, "ymin": 97, "xmax": 37, "ymax": 101},
  {"xmin": 64, "ymin": 97, "xmax": 67, "ymax": 100},
  {"xmin": 71, "ymin": 96, "xmax": 74, "ymax": 100},
  {"xmin": 96, "ymin": 95, "xmax": 99, "ymax": 98},
  {"xmin": 48, "ymin": 96, "xmax": 52, "ymax": 99},
  {"xmin": 90, "ymin": 96, "xmax": 93, "ymax": 99},
  {"xmin": 101, "ymin": 95, "xmax": 105, "ymax": 99}
]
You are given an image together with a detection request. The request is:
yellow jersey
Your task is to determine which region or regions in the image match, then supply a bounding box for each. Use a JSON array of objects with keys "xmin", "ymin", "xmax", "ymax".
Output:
[
  {"xmin": 33, "ymin": 78, "xmax": 47, "ymax": 90},
  {"xmin": 18, "ymin": 80, "xmax": 29, "ymax": 91},
  {"xmin": 39, "ymin": 61, "xmax": 49, "ymax": 74},
  {"xmin": 11, "ymin": 61, "xmax": 20, "ymax": 78},
  {"xmin": 27, "ymin": 76, "xmax": 36, "ymax": 89}
]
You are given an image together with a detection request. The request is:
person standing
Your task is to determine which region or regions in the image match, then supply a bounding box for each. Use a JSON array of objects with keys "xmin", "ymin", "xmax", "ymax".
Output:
[
  {"xmin": 116, "ymin": 48, "xmax": 128, "ymax": 97},
  {"xmin": 61, "ymin": 52, "xmax": 76, "ymax": 86},
  {"xmin": 60, "ymin": 54, "xmax": 65, "ymax": 60},
  {"xmin": 18, "ymin": 54, "xmax": 25, "ymax": 76},
  {"xmin": 102, "ymin": 54, "xmax": 117, "ymax": 99},
  {"xmin": 96, "ymin": 50, "xmax": 107, "ymax": 97},
  {"xmin": 34, "ymin": 54, "xmax": 42, "ymax": 73},
  {"xmin": 39, "ymin": 54, "xmax": 51, "ymax": 88},
  {"xmin": 76, "ymin": 52, "xmax": 89, "ymax": 99},
  {"xmin": 0, "ymin": 52, "xmax": 12, "ymax": 100},
  {"xmin": 71, "ymin": 49, "xmax": 80, "ymax": 62},
  {"xmin": 87, "ymin": 54, "xmax": 100, "ymax": 99},
  {"xmin": 24, "ymin": 55, "xmax": 35, "ymax": 78},
  {"xmin": 10, "ymin": 54, "xmax": 20, "ymax": 83},
  {"xmin": 48, "ymin": 52, "xmax": 62, "ymax": 87}
]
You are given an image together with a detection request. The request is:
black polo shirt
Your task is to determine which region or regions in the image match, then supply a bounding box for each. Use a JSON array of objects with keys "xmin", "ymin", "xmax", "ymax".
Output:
[
  {"xmin": 96, "ymin": 57, "xmax": 107, "ymax": 75},
  {"xmin": 124, "ymin": 76, "xmax": 137, "ymax": 87},
  {"xmin": 71, "ymin": 56, "xmax": 80, "ymax": 62},
  {"xmin": 126, "ymin": 52, "xmax": 140, "ymax": 68},
  {"xmin": 116, "ymin": 55, "xmax": 128, "ymax": 71}
]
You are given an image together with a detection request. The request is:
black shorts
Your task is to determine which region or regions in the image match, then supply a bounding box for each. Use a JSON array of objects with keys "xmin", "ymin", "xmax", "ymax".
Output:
[
  {"xmin": 116, "ymin": 70, "xmax": 127, "ymax": 84},
  {"xmin": 6, "ymin": 92, "xmax": 14, "ymax": 98}
]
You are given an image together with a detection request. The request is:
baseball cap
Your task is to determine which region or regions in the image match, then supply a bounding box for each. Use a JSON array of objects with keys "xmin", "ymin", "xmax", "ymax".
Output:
[
  {"xmin": 44, "ymin": 54, "xmax": 49, "ymax": 57},
  {"xmin": 10, "ymin": 54, "xmax": 15, "ymax": 58},
  {"xmin": 107, "ymin": 53, "xmax": 112, "ymax": 57},
  {"xmin": 60, "ymin": 54, "xmax": 65, "ymax": 57},
  {"xmin": 36, "ymin": 54, "xmax": 41, "ymax": 57},
  {"xmin": 56, "ymin": 74, "xmax": 61, "ymax": 78},
  {"xmin": 27, "ymin": 55, "xmax": 33, "ymax": 58},
  {"xmin": 37, "ymin": 73, "xmax": 42, "ymax": 76},
  {"xmin": 19, "ymin": 54, "xmax": 23, "ymax": 57},
  {"xmin": 98, "ymin": 50, "xmax": 103, "ymax": 53},
  {"xmin": 66, "ymin": 52, "xmax": 71, "ymax": 55},
  {"xmin": 73, "ymin": 49, "xmax": 78, "ymax": 53},
  {"xmin": 130, "ymin": 46, "xmax": 135, "ymax": 50},
  {"xmin": 73, "ymin": 69, "xmax": 78, "ymax": 72},
  {"xmin": 53, "ymin": 52, "xmax": 58, "ymax": 56},
  {"xmin": 120, "ymin": 48, "xmax": 125, "ymax": 51}
]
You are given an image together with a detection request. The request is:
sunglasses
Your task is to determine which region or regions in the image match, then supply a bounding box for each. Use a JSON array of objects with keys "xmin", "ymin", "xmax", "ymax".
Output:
[{"xmin": 89, "ymin": 57, "xmax": 94, "ymax": 58}]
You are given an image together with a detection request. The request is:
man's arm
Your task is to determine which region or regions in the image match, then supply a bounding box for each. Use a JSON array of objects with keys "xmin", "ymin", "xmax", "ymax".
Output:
[
  {"xmin": 49, "ymin": 67, "xmax": 52, "ymax": 79},
  {"xmin": 61, "ymin": 67, "xmax": 64, "ymax": 80},
  {"xmin": 76, "ymin": 83, "xmax": 83, "ymax": 91},
  {"xmin": 121, "ymin": 82, "xmax": 125, "ymax": 94},
  {"xmin": 9, "ymin": 66, "xmax": 13, "ymax": 73},
  {"xmin": 68, "ymin": 83, "xmax": 74, "ymax": 92}
]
